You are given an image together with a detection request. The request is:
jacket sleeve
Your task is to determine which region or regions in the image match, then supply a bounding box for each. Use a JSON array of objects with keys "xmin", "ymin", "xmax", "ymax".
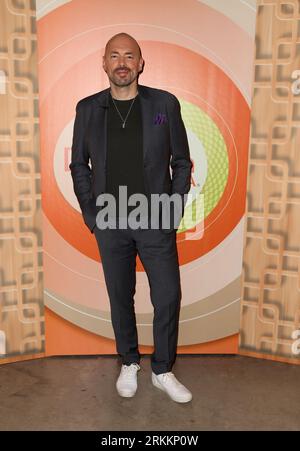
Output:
[
  {"xmin": 69, "ymin": 100, "xmax": 92, "ymax": 210},
  {"xmin": 69, "ymin": 101, "xmax": 97, "ymax": 233},
  {"xmin": 167, "ymin": 94, "xmax": 193, "ymax": 227}
]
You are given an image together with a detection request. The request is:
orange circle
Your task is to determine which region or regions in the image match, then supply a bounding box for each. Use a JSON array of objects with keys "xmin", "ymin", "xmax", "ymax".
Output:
[{"xmin": 41, "ymin": 41, "xmax": 250, "ymax": 268}]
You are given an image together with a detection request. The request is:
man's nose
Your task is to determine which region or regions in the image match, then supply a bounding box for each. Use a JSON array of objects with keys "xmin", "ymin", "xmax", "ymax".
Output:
[{"xmin": 118, "ymin": 56, "xmax": 127, "ymax": 66}]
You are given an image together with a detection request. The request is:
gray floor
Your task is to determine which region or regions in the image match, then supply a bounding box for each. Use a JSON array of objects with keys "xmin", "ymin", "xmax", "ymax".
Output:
[{"xmin": 0, "ymin": 355, "xmax": 299, "ymax": 431}]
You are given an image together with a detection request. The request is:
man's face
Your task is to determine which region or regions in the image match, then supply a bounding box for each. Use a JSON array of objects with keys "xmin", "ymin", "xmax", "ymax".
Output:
[{"xmin": 102, "ymin": 37, "xmax": 144, "ymax": 88}]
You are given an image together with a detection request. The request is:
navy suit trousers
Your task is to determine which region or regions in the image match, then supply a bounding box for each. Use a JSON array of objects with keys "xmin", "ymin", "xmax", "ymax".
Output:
[{"xmin": 93, "ymin": 225, "xmax": 182, "ymax": 375}]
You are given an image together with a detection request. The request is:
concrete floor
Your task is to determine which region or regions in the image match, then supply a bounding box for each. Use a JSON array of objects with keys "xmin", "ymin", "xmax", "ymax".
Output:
[{"xmin": 0, "ymin": 355, "xmax": 299, "ymax": 431}]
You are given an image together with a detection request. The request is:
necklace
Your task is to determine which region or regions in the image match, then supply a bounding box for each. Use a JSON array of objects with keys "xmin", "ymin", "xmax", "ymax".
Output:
[{"xmin": 110, "ymin": 91, "xmax": 138, "ymax": 128}]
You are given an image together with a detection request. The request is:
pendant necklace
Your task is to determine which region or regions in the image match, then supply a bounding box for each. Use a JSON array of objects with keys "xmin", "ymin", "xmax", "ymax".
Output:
[{"xmin": 110, "ymin": 91, "xmax": 138, "ymax": 129}]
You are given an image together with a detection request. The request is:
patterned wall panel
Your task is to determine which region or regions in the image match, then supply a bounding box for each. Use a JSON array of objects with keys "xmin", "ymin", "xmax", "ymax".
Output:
[
  {"xmin": 239, "ymin": 0, "xmax": 300, "ymax": 363},
  {"xmin": 0, "ymin": 0, "xmax": 44, "ymax": 363}
]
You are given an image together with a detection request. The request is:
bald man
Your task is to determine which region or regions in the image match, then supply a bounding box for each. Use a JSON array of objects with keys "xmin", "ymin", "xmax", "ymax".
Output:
[{"xmin": 70, "ymin": 33, "xmax": 193, "ymax": 403}]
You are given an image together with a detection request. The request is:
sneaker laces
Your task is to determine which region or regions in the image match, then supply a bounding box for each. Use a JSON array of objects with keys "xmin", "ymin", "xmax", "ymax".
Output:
[
  {"xmin": 122, "ymin": 363, "xmax": 140, "ymax": 378},
  {"xmin": 160, "ymin": 372, "xmax": 181, "ymax": 386}
]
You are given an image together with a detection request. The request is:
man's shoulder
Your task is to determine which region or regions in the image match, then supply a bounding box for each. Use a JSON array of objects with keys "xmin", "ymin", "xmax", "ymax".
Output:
[
  {"xmin": 75, "ymin": 87, "xmax": 110, "ymax": 109},
  {"xmin": 139, "ymin": 84, "xmax": 178, "ymax": 103},
  {"xmin": 75, "ymin": 85, "xmax": 179, "ymax": 109}
]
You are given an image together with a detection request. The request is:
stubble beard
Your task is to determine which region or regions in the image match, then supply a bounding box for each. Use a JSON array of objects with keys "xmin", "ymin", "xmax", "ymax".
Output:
[{"xmin": 109, "ymin": 70, "xmax": 138, "ymax": 88}]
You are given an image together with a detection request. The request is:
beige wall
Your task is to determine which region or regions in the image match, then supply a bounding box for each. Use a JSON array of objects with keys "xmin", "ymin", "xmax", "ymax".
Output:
[
  {"xmin": 0, "ymin": 0, "xmax": 44, "ymax": 363},
  {"xmin": 239, "ymin": 0, "xmax": 300, "ymax": 364}
]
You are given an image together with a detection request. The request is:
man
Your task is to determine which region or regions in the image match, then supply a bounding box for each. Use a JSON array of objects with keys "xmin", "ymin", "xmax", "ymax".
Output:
[{"xmin": 69, "ymin": 33, "xmax": 193, "ymax": 403}]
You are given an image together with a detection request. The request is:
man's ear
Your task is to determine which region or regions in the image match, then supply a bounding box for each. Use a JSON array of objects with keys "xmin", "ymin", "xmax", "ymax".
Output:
[
  {"xmin": 139, "ymin": 58, "xmax": 145, "ymax": 73},
  {"xmin": 102, "ymin": 56, "xmax": 107, "ymax": 72}
]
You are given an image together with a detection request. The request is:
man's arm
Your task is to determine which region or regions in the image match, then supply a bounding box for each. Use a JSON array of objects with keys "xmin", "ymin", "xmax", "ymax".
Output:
[
  {"xmin": 69, "ymin": 100, "xmax": 92, "ymax": 209},
  {"xmin": 69, "ymin": 101, "xmax": 96, "ymax": 232},
  {"xmin": 167, "ymin": 94, "xmax": 193, "ymax": 227}
]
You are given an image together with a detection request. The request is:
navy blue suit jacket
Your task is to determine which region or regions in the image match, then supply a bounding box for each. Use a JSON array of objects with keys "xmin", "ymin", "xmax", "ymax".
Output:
[{"xmin": 69, "ymin": 84, "xmax": 192, "ymax": 233}]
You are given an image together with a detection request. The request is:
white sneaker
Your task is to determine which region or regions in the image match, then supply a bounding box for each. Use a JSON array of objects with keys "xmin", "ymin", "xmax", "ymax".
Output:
[
  {"xmin": 116, "ymin": 363, "xmax": 141, "ymax": 397},
  {"xmin": 152, "ymin": 371, "xmax": 192, "ymax": 403}
]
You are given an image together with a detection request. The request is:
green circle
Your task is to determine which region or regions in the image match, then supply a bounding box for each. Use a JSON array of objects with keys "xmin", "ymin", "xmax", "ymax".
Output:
[{"xmin": 178, "ymin": 99, "xmax": 229, "ymax": 232}]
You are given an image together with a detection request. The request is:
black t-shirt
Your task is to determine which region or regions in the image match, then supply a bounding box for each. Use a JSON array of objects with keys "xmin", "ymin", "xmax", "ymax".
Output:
[{"xmin": 105, "ymin": 92, "xmax": 148, "ymax": 222}]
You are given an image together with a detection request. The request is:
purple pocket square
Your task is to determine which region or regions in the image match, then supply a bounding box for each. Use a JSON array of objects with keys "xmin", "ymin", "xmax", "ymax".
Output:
[{"xmin": 154, "ymin": 113, "xmax": 167, "ymax": 125}]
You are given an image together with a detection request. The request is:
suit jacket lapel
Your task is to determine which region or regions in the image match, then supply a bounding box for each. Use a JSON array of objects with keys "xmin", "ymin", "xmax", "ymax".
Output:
[
  {"xmin": 91, "ymin": 88, "xmax": 109, "ymax": 170},
  {"xmin": 138, "ymin": 84, "xmax": 152, "ymax": 165}
]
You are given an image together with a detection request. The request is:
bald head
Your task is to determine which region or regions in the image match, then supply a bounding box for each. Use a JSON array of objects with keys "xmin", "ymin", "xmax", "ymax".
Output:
[{"xmin": 104, "ymin": 33, "xmax": 142, "ymax": 58}]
